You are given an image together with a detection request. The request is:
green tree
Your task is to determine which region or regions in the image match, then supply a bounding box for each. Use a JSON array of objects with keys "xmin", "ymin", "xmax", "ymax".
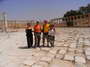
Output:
[
  {"xmin": 80, "ymin": 4, "xmax": 90, "ymax": 14},
  {"xmin": 64, "ymin": 10, "xmax": 83, "ymax": 17},
  {"xmin": 63, "ymin": 3, "xmax": 90, "ymax": 27},
  {"xmin": 63, "ymin": 3, "xmax": 90, "ymax": 18}
]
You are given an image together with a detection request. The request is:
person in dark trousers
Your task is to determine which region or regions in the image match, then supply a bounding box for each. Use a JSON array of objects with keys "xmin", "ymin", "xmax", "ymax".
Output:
[
  {"xmin": 42, "ymin": 20, "xmax": 50, "ymax": 47},
  {"xmin": 34, "ymin": 21, "xmax": 42, "ymax": 48},
  {"xmin": 25, "ymin": 23, "xmax": 33, "ymax": 48}
]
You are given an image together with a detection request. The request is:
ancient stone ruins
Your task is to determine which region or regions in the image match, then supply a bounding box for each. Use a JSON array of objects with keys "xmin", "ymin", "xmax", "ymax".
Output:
[{"xmin": 0, "ymin": 28, "xmax": 90, "ymax": 67}]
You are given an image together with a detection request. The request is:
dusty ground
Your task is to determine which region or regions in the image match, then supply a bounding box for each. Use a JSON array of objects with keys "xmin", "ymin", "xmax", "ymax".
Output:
[{"xmin": 0, "ymin": 28, "xmax": 90, "ymax": 67}]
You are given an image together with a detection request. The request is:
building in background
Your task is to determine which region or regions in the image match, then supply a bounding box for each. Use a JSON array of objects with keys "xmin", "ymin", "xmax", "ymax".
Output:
[{"xmin": 50, "ymin": 13, "xmax": 90, "ymax": 27}]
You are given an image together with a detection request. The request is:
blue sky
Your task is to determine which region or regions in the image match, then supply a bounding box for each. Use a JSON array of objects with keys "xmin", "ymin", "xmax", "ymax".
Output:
[{"xmin": 0, "ymin": 0, "xmax": 90, "ymax": 20}]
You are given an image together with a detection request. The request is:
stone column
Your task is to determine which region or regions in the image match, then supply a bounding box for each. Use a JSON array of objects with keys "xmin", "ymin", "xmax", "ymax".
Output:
[
  {"xmin": 3, "ymin": 12, "xmax": 8, "ymax": 32},
  {"xmin": 88, "ymin": 14, "xmax": 90, "ymax": 27}
]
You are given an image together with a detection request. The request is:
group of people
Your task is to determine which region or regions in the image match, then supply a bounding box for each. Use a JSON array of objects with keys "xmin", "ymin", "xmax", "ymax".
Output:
[{"xmin": 25, "ymin": 20, "xmax": 55, "ymax": 48}]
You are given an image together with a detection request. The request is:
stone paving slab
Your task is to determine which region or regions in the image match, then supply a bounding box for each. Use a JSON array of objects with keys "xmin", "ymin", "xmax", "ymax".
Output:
[
  {"xmin": 49, "ymin": 59, "xmax": 74, "ymax": 67},
  {"xmin": 75, "ymin": 63, "xmax": 87, "ymax": 67},
  {"xmin": 64, "ymin": 53, "xmax": 75, "ymax": 61},
  {"xmin": 75, "ymin": 55, "xmax": 86, "ymax": 63},
  {"xmin": 0, "ymin": 28, "xmax": 90, "ymax": 67}
]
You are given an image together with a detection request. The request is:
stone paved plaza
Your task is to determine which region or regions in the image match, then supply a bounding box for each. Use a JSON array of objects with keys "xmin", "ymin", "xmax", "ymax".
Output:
[{"xmin": 0, "ymin": 28, "xmax": 90, "ymax": 67}]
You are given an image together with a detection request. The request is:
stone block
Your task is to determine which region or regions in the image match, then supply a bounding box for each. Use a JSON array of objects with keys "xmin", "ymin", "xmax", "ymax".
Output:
[
  {"xmin": 64, "ymin": 43, "xmax": 69, "ymax": 47},
  {"xmin": 64, "ymin": 54, "xmax": 74, "ymax": 61},
  {"xmin": 6, "ymin": 63, "xmax": 20, "ymax": 67},
  {"xmin": 49, "ymin": 49, "xmax": 58, "ymax": 54},
  {"xmin": 59, "ymin": 47, "xmax": 67, "ymax": 50},
  {"xmin": 40, "ymin": 56, "xmax": 52, "ymax": 63},
  {"xmin": 75, "ymin": 56, "xmax": 86, "ymax": 63},
  {"xmin": 85, "ymin": 50, "xmax": 90, "ymax": 56},
  {"xmin": 84, "ymin": 39, "xmax": 90, "ymax": 46},
  {"xmin": 23, "ymin": 60, "xmax": 37, "ymax": 66},
  {"xmin": 77, "ymin": 44, "xmax": 83, "ymax": 47},
  {"xmin": 59, "ymin": 49, "xmax": 67, "ymax": 55},
  {"xmin": 75, "ymin": 63, "xmax": 87, "ymax": 67},
  {"xmin": 55, "ymin": 43, "xmax": 64, "ymax": 47},
  {"xmin": 55, "ymin": 54, "xmax": 64, "ymax": 59},
  {"xmin": 35, "ymin": 48, "xmax": 41, "ymax": 51},
  {"xmin": 32, "ymin": 64, "xmax": 43, "ymax": 67},
  {"xmin": 86, "ymin": 56, "xmax": 90, "ymax": 60},
  {"xmin": 34, "ymin": 51, "xmax": 47, "ymax": 57},
  {"xmin": 68, "ymin": 48, "xmax": 76, "ymax": 52},
  {"xmin": 47, "ymin": 53, "xmax": 55, "ymax": 58},
  {"xmin": 41, "ymin": 48, "xmax": 51, "ymax": 51},
  {"xmin": 85, "ymin": 47, "xmax": 90, "ymax": 51},
  {"xmin": 79, "ymin": 38, "xmax": 84, "ymax": 42},
  {"xmin": 76, "ymin": 49, "xmax": 83, "ymax": 53},
  {"xmin": 69, "ymin": 43, "xmax": 76, "ymax": 48},
  {"xmin": 35, "ymin": 61, "xmax": 49, "ymax": 67},
  {"xmin": 49, "ymin": 59, "xmax": 74, "ymax": 67}
]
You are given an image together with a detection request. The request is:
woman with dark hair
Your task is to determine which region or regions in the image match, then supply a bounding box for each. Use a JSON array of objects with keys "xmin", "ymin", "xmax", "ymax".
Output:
[{"xmin": 25, "ymin": 23, "xmax": 33, "ymax": 48}]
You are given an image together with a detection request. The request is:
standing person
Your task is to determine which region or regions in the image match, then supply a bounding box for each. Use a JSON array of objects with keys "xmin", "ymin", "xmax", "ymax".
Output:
[
  {"xmin": 47, "ymin": 24, "xmax": 56, "ymax": 47},
  {"xmin": 42, "ymin": 20, "xmax": 50, "ymax": 47},
  {"xmin": 34, "ymin": 21, "xmax": 42, "ymax": 48},
  {"xmin": 25, "ymin": 23, "xmax": 33, "ymax": 48}
]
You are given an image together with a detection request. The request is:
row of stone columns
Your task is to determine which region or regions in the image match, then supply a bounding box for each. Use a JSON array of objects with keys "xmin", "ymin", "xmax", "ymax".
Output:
[
  {"xmin": 50, "ymin": 13, "xmax": 90, "ymax": 27},
  {"xmin": 63, "ymin": 14, "xmax": 90, "ymax": 22}
]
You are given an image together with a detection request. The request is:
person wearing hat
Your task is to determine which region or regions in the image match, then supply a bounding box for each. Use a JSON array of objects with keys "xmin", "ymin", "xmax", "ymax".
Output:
[
  {"xmin": 42, "ymin": 20, "xmax": 50, "ymax": 47},
  {"xmin": 25, "ymin": 23, "xmax": 33, "ymax": 48}
]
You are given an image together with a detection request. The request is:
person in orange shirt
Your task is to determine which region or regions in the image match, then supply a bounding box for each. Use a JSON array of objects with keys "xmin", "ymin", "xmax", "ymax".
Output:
[
  {"xmin": 34, "ymin": 21, "xmax": 42, "ymax": 48},
  {"xmin": 42, "ymin": 20, "xmax": 50, "ymax": 47},
  {"xmin": 25, "ymin": 23, "xmax": 33, "ymax": 48}
]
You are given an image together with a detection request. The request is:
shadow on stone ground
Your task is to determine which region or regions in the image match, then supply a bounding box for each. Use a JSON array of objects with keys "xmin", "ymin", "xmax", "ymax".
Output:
[{"xmin": 18, "ymin": 46, "xmax": 29, "ymax": 49}]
